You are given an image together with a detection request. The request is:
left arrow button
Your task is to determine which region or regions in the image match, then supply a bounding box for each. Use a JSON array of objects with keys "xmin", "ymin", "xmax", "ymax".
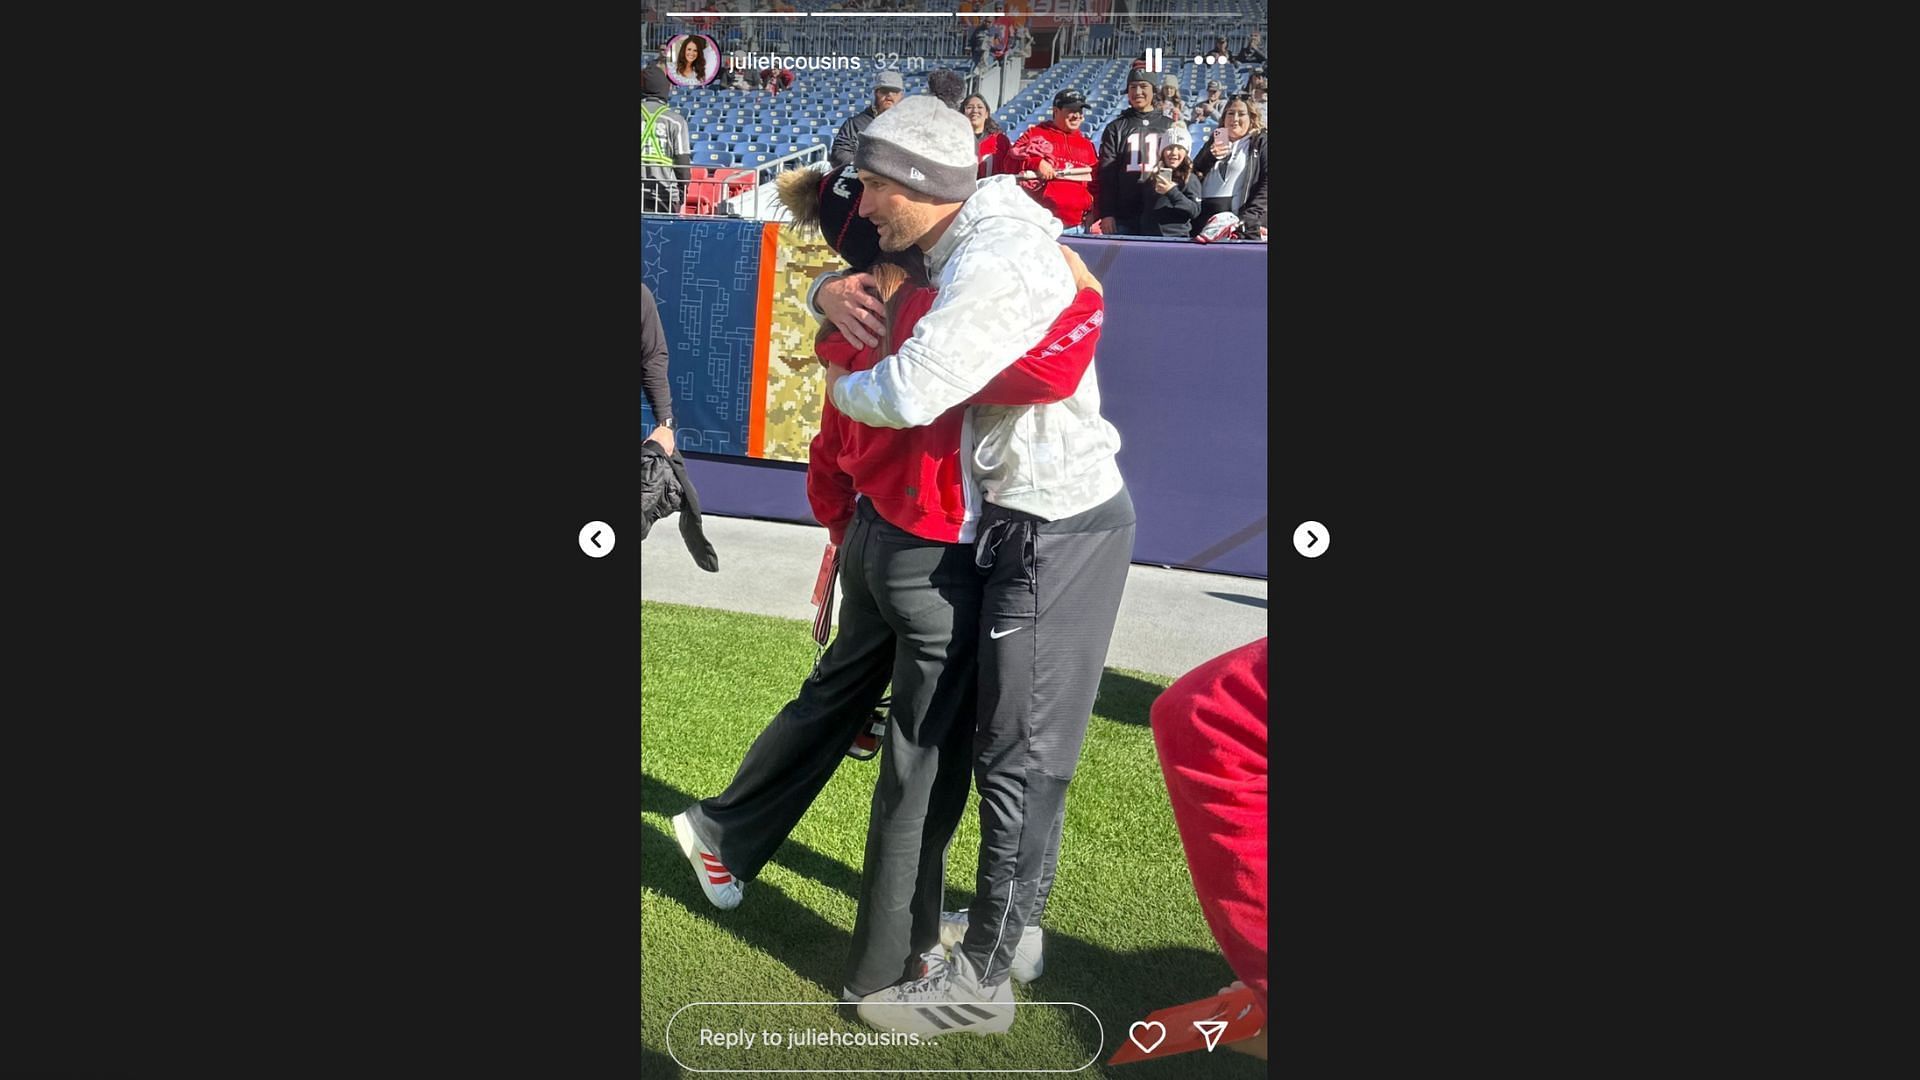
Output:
[{"xmin": 579, "ymin": 521, "xmax": 615, "ymax": 558}]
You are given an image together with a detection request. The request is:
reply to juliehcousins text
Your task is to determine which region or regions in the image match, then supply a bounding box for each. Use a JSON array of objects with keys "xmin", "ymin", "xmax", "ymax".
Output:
[{"xmin": 696, "ymin": 1027, "xmax": 927, "ymax": 1050}]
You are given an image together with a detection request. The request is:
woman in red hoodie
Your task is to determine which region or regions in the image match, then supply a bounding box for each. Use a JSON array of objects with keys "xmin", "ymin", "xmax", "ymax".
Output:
[
  {"xmin": 672, "ymin": 162, "xmax": 1105, "ymax": 1002},
  {"xmin": 961, "ymin": 94, "xmax": 1013, "ymax": 179}
]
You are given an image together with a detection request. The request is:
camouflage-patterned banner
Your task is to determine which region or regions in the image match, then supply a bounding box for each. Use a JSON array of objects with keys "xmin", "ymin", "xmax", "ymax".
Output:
[{"xmin": 642, "ymin": 217, "xmax": 841, "ymax": 464}]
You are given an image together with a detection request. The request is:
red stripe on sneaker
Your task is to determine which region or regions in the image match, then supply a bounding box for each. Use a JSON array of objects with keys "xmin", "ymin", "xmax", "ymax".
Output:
[{"xmin": 708, "ymin": 873, "xmax": 732, "ymax": 884}]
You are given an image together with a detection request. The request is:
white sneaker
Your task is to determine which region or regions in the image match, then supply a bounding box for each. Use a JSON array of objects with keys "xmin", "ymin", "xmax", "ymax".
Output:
[
  {"xmin": 857, "ymin": 948, "xmax": 1015, "ymax": 1036},
  {"xmin": 938, "ymin": 909, "xmax": 1044, "ymax": 983},
  {"xmin": 671, "ymin": 811, "xmax": 743, "ymax": 911}
]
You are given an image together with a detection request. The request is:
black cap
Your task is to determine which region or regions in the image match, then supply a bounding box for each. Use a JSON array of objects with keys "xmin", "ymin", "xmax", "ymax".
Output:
[
  {"xmin": 642, "ymin": 65, "xmax": 673, "ymax": 100},
  {"xmin": 1053, "ymin": 88, "xmax": 1087, "ymax": 111},
  {"xmin": 1126, "ymin": 67, "xmax": 1153, "ymax": 86}
]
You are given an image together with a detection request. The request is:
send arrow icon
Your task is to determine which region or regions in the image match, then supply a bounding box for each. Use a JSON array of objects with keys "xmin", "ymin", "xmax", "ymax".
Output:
[{"xmin": 1194, "ymin": 1019, "xmax": 1229, "ymax": 1052}]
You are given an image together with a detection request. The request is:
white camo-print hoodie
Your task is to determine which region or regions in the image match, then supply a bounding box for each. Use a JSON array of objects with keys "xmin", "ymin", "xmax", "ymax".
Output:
[{"xmin": 828, "ymin": 175, "xmax": 1124, "ymax": 530}]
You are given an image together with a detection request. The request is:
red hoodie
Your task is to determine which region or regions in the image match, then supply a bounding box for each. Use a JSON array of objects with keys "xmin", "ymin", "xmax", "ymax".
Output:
[
  {"xmin": 976, "ymin": 130, "xmax": 1014, "ymax": 179},
  {"xmin": 1008, "ymin": 122, "xmax": 1100, "ymax": 229},
  {"xmin": 807, "ymin": 285, "xmax": 1105, "ymax": 545}
]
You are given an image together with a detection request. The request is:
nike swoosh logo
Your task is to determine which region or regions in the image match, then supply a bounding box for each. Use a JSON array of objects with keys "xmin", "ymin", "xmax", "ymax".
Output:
[{"xmin": 989, "ymin": 626, "xmax": 1025, "ymax": 639}]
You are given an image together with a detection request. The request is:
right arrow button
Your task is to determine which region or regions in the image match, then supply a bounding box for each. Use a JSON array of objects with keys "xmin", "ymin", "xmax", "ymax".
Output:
[{"xmin": 1292, "ymin": 520, "xmax": 1329, "ymax": 558}]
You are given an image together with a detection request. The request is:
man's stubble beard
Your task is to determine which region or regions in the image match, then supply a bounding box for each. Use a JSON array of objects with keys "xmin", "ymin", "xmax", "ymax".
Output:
[{"xmin": 876, "ymin": 201, "xmax": 934, "ymax": 252}]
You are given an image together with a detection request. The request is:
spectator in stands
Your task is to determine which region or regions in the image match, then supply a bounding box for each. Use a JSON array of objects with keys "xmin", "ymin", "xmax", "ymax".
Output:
[
  {"xmin": 1233, "ymin": 32, "xmax": 1267, "ymax": 64},
  {"xmin": 1191, "ymin": 95, "xmax": 1268, "ymax": 241},
  {"xmin": 760, "ymin": 65, "xmax": 795, "ymax": 93},
  {"xmin": 641, "ymin": 65, "xmax": 693, "ymax": 215},
  {"xmin": 927, "ymin": 68, "xmax": 966, "ymax": 112},
  {"xmin": 1157, "ymin": 85, "xmax": 1191, "ymax": 150},
  {"xmin": 1248, "ymin": 69, "xmax": 1268, "ymax": 128},
  {"xmin": 650, "ymin": 41, "xmax": 672, "ymax": 70},
  {"xmin": 962, "ymin": 93, "xmax": 1013, "ymax": 179},
  {"xmin": 1192, "ymin": 80, "xmax": 1225, "ymax": 123},
  {"xmin": 831, "ymin": 68, "xmax": 905, "ymax": 169},
  {"xmin": 1207, "ymin": 35, "xmax": 1232, "ymax": 60},
  {"xmin": 1009, "ymin": 88, "xmax": 1099, "ymax": 233},
  {"xmin": 1140, "ymin": 142, "xmax": 1202, "ymax": 239},
  {"xmin": 968, "ymin": 23, "xmax": 994, "ymax": 78},
  {"xmin": 721, "ymin": 58, "xmax": 752, "ymax": 90},
  {"xmin": 1094, "ymin": 68, "xmax": 1175, "ymax": 236}
]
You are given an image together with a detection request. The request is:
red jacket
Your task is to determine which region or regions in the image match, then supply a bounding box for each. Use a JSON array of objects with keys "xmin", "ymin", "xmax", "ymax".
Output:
[
  {"xmin": 808, "ymin": 285, "xmax": 1105, "ymax": 544},
  {"xmin": 1150, "ymin": 638, "xmax": 1269, "ymax": 1018},
  {"xmin": 975, "ymin": 130, "xmax": 1014, "ymax": 179},
  {"xmin": 1008, "ymin": 122, "xmax": 1099, "ymax": 229}
]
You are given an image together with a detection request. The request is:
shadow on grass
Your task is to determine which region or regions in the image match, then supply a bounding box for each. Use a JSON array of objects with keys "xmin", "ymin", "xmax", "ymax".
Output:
[
  {"xmin": 643, "ymin": 772, "xmax": 866, "ymax": 900},
  {"xmin": 642, "ymin": 813, "xmax": 853, "ymax": 994},
  {"xmin": 642, "ymin": 1043, "xmax": 682, "ymax": 1078},
  {"xmin": 642, "ymin": 773, "xmax": 1259, "ymax": 1076},
  {"xmin": 1092, "ymin": 667, "xmax": 1171, "ymax": 727}
]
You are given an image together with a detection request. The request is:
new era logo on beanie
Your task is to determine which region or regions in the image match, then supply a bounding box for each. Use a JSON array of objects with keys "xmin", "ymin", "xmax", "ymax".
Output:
[{"xmin": 853, "ymin": 96, "xmax": 976, "ymax": 203}]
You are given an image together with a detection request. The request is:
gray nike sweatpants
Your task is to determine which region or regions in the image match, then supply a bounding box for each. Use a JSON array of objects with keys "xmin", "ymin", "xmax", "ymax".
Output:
[
  {"xmin": 953, "ymin": 486, "xmax": 1136, "ymax": 986},
  {"xmin": 682, "ymin": 497, "xmax": 982, "ymax": 996}
]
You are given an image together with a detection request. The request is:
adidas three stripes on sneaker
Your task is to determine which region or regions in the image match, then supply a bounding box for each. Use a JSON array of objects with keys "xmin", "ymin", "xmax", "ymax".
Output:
[
  {"xmin": 856, "ymin": 947, "xmax": 1015, "ymax": 1036},
  {"xmin": 671, "ymin": 810, "xmax": 743, "ymax": 911}
]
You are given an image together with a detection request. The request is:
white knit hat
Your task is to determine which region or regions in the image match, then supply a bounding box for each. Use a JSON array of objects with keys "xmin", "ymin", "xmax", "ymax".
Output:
[{"xmin": 854, "ymin": 95, "xmax": 978, "ymax": 203}]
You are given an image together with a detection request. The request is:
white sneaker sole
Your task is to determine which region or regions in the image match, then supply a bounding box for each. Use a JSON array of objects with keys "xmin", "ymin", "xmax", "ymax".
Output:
[
  {"xmin": 938, "ymin": 913, "xmax": 1043, "ymax": 983},
  {"xmin": 672, "ymin": 811, "xmax": 743, "ymax": 911}
]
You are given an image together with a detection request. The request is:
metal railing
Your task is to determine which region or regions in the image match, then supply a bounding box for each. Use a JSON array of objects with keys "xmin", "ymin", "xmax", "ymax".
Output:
[{"xmin": 643, "ymin": 143, "xmax": 831, "ymax": 221}]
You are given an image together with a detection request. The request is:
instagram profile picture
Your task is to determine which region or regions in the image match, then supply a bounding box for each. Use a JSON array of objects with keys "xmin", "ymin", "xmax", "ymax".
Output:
[{"xmin": 666, "ymin": 33, "xmax": 719, "ymax": 87}]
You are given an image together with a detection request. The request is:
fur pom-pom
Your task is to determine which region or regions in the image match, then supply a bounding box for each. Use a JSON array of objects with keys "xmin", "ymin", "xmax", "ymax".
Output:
[{"xmin": 776, "ymin": 166, "xmax": 829, "ymax": 230}]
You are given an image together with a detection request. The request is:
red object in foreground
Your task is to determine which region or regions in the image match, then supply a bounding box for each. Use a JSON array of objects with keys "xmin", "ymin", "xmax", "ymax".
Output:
[
  {"xmin": 1106, "ymin": 984, "xmax": 1264, "ymax": 1066},
  {"xmin": 1150, "ymin": 638, "xmax": 1269, "ymax": 1012}
]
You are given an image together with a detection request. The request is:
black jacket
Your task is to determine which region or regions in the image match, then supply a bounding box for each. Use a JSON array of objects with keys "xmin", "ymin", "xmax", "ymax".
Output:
[
  {"xmin": 641, "ymin": 441, "xmax": 718, "ymax": 572},
  {"xmin": 830, "ymin": 106, "xmax": 878, "ymax": 169},
  {"xmin": 1192, "ymin": 130, "xmax": 1270, "ymax": 235},
  {"xmin": 1095, "ymin": 108, "xmax": 1176, "ymax": 228},
  {"xmin": 1139, "ymin": 173, "xmax": 1202, "ymax": 237}
]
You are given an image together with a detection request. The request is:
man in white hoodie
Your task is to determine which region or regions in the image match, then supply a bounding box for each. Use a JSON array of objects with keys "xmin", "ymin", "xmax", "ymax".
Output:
[{"xmin": 812, "ymin": 94, "xmax": 1136, "ymax": 1037}]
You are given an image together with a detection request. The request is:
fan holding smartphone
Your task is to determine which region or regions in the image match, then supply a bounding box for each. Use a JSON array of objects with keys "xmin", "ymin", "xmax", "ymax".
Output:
[
  {"xmin": 1140, "ymin": 142, "xmax": 1202, "ymax": 238},
  {"xmin": 1192, "ymin": 94, "xmax": 1270, "ymax": 241}
]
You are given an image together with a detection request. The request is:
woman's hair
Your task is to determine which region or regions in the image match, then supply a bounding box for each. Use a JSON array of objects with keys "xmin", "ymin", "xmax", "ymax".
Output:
[
  {"xmin": 676, "ymin": 37, "xmax": 704, "ymax": 78},
  {"xmin": 1222, "ymin": 93, "xmax": 1266, "ymax": 137},
  {"xmin": 960, "ymin": 94, "xmax": 1000, "ymax": 136},
  {"xmin": 1161, "ymin": 141, "xmax": 1193, "ymax": 186}
]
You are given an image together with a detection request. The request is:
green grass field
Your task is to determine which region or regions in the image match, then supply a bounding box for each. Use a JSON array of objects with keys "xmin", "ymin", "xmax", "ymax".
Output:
[{"xmin": 642, "ymin": 601, "xmax": 1261, "ymax": 1078}]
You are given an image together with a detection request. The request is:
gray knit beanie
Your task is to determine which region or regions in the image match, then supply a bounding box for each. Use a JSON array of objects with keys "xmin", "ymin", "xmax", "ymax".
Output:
[{"xmin": 854, "ymin": 95, "xmax": 977, "ymax": 203}]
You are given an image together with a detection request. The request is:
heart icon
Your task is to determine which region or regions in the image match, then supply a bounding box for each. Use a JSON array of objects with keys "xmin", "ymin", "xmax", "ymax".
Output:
[{"xmin": 1128, "ymin": 1021, "xmax": 1167, "ymax": 1055}]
